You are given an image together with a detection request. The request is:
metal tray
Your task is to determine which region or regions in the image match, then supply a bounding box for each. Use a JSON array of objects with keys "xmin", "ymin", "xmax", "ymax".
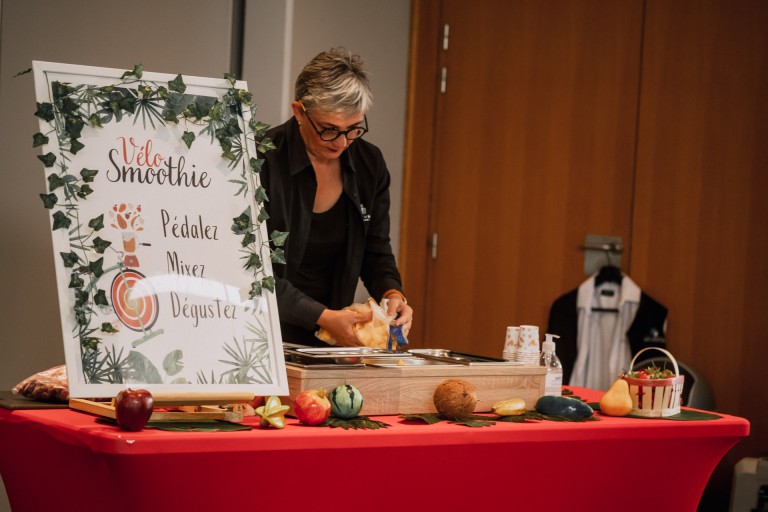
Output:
[
  {"xmin": 361, "ymin": 356, "xmax": 462, "ymax": 368},
  {"xmin": 284, "ymin": 346, "xmax": 412, "ymax": 365},
  {"xmin": 407, "ymin": 348, "xmax": 523, "ymax": 366}
]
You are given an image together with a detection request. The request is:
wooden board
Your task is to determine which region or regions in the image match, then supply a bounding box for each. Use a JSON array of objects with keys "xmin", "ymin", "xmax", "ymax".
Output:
[
  {"xmin": 287, "ymin": 364, "xmax": 546, "ymax": 416},
  {"xmin": 69, "ymin": 398, "xmax": 244, "ymax": 423}
]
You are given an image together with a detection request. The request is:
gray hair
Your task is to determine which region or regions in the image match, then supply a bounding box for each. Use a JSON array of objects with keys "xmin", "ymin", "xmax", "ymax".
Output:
[{"xmin": 295, "ymin": 48, "xmax": 373, "ymax": 115}]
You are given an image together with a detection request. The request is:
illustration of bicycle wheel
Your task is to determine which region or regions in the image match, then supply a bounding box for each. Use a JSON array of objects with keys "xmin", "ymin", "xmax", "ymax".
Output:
[{"xmin": 111, "ymin": 269, "xmax": 159, "ymax": 332}]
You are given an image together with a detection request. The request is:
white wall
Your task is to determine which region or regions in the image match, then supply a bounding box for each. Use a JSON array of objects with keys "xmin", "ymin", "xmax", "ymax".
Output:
[{"xmin": 242, "ymin": 0, "xmax": 412, "ymax": 261}]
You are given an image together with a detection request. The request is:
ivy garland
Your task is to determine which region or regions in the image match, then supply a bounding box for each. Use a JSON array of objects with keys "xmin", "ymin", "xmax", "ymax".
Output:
[{"xmin": 31, "ymin": 63, "xmax": 287, "ymax": 382}]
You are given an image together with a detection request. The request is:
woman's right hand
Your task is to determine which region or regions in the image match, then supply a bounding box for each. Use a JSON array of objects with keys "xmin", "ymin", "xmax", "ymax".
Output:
[{"xmin": 317, "ymin": 308, "xmax": 372, "ymax": 347}]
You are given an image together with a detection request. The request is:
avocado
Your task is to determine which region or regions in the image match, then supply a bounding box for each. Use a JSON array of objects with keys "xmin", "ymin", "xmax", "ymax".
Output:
[{"xmin": 535, "ymin": 395, "xmax": 594, "ymax": 419}]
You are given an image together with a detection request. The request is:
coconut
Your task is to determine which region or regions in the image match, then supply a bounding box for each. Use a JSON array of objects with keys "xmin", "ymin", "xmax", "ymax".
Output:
[{"xmin": 433, "ymin": 378, "xmax": 477, "ymax": 419}]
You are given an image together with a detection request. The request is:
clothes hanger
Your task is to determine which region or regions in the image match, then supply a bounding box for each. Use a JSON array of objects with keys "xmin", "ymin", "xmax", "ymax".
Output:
[{"xmin": 593, "ymin": 249, "xmax": 621, "ymax": 312}]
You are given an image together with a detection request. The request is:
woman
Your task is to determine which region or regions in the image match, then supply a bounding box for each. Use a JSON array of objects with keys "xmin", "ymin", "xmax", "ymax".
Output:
[{"xmin": 260, "ymin": 48, "xmax": 413, "ymax": 347}]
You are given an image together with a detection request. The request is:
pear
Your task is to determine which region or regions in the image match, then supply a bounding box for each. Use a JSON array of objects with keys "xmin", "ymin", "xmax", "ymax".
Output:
[{"xmin": 599, "ymin": 378, "xmax": 633, "ymax": 416}]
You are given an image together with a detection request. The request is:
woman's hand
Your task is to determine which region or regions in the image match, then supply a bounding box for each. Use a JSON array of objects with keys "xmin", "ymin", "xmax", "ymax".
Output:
[
  {"xmin": 385, "ymin": 296, "xmax": 414, "ymax": 337},
  {"xmin": 317, "ymin": 308, "xmax": 373, "ymax": 347}
]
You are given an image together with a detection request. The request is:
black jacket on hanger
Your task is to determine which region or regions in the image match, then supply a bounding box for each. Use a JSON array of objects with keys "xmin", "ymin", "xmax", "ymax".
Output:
[{"xmin": 547, "ymin": 285, "xmax": 668, "ymax": 385}]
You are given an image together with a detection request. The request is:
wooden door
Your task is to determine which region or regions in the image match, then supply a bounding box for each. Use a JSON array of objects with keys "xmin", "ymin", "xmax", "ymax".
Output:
[{"xmin": 402, "ymin": 0, "xmax": 644, "ymax": 356}]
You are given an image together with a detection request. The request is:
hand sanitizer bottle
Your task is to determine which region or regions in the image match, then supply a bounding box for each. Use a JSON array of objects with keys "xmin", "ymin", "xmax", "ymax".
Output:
[{"xmin": 539, "ymin": 333, "xmax": 563, "ymax": 396}]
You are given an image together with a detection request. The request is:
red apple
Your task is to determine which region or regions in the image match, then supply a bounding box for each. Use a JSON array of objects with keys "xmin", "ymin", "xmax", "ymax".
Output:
[
  {"xmin": 115, "ymin": 388, "xmax": 154, "ymax": 431},
  {"xmin": 293, "ymin": 389, "xmax": 331, "ymax": 425}
]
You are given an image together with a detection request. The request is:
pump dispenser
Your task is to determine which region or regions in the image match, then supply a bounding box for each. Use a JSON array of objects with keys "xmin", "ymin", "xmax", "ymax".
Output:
[{"xmin": 540, "ymin": 333, "xmax": 563, "ymax": 396}]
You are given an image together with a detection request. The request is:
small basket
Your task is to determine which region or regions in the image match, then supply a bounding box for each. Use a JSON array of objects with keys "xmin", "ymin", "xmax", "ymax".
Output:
[{"xmin": 623, "ymin": 347, "xmax": 684, "ymax": 417}]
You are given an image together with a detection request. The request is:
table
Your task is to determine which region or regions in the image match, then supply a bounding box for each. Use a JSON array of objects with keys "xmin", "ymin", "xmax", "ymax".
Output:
[{"xmin": 0, "ymin": 388, "xmax": 749, "ymax": 512}]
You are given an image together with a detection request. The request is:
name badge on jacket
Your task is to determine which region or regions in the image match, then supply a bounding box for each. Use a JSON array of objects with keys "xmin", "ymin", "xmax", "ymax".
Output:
[{"xmin": 360, "ymin": 203, "xmax": 371, "ymax": 224}]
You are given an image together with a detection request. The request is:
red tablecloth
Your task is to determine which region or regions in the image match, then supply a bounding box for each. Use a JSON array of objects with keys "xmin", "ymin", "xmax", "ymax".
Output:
[{"xmin": 0, "ymin": 388, "xmax": 749, "ymax": 512}]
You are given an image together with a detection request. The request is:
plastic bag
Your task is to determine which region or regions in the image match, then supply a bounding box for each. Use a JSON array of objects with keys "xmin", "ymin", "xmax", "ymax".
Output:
[
  {"xmin": 316, "ymin": 297, "xmax": 395, "ymax": 348},
  {"xmin": 12, "ymin": 365, "xmax": 69, "ymax": 403}
]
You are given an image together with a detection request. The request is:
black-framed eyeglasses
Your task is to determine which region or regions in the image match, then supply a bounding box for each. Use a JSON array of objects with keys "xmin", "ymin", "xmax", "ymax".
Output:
[{"xmin": 300, "ymin": 102, "xmax": 368, "ymax": 141}]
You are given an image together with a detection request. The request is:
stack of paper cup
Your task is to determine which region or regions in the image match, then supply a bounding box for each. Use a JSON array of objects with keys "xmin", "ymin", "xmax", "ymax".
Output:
[
  {"xmin": 503, "ymin": 326, "xmax": 520, "ymax": 360},
  {"xmin": 515, "ymin": 325, "xmax": 541, "ymax": 364}
]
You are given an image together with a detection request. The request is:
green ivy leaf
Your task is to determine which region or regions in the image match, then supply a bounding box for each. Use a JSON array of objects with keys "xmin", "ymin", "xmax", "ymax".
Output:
[
  {"xmin": 156, "ymin": 86, "xmax": 169, "ymax": 100},
  {"xmin": 270, "ymin": 230, "xmax": 289, "ymax": 247},
  {"xmin": 224, "ymin": 72, "xmax": 237, "ymax": 86},
  {"xmin": 51, "ymin": 211, "xmax": 72, "ymax": 230},
  {"xmin": 77, "ymin": 184, "xmax": 94, "ymax": 199},
  {"xmin": 249, "ymin": 281, "xmax": 262, "ymax": 298},
  {"xmin": 231, "ymin": 211, "xmax": 251, "ymax": 234},
  {"xmin": 257, "ymin": 206, "xmax": 269, "ymax": 223},
  {"xmin": 244, "ymin": 253, "xmax": 261, "ymax": 270},
  {"xmin": 88, "ymin": 214, "xmax": 105, "ymax": 231},
  {"xmin": 249, "ymin": 120, "xmax": 270, "ymax": 137},
  {"xmin": 93, "ymin": 289, "xmax": 108, "ymax": 306},
  {"xmin": 32, "ymin": 133, "xmax": 49, "ymax": 147},
  {"xmin": 37, "ymin": 152, "xmax": 56, "ymax": 167},
  {"xmin": 254, "ymin": 186, "xmax": 268, "ymax": 204},
  {"xmin": 91, "ymin": 236, "xmax": 112, "ymax": 253},
  {"xmin": 70, "ymin": 139, "xmax": 85, "ymax": 154},
  {"xmin": 168, "ymin": 74, "xmax": 186, "ymax": 93},
  {"xmin": 118, "ymin": 95, "xmax": 136, "ymax": 114},
  {"xmin": 65, "ymin": 116, "xmax": 85, "ymax": 139},
  {"xmin": 88, "ymin": 113, "xmax": 103, "ymax": 128},
  {"xmin": 181, "ymin": 130, "xmax": 196, "ymax": 149},
  {"xmin": 80, "ymin": 168, "xmax": 98, "ymax": 183},
  {"xmin": 89, "ymin": 257, "xmax": 105, "ymax": 278},
  {"xmin": 237, "ymin": 89, "xmax": 252, "ymax": 104},
  {"xmin": 163, "ymin": 110, "xmax": 179, "ymax": 123},
  {"xmin": 34, "ymin": 102, "xmax": 55, "ymax": 122},
  {"xmin": 81, "ymin": 337, "xmax": 99, "ymax": 350},
  {"xmin": 261, "ymin": 275, "xmax": 275, "ymax": 293},
  {"xmin": 241, "ymin": 231, "xmax": 255, "ymax": 247},
  {"xmin": 60, "ymin": 97, "xmax": 80, "ymax": 115},
  {"xmin": 47, "ymin": 173, "xmax": 65, "ymax": 191},
  {"xmin": 249, "ymin": 156, "xmax": 264, "ymax": 173},
  {"xmin": 40, "ymin": 193, "xmax": 58, "ymax": 209},
  {"xmin": 101, "ymin": 322, "xmax": 118, "ymax": 333},
  {"xmin": 269, "ymin": 248, "xmax": 286, "ymax": 265},
  {"xmin": 121, "ymin": 63, "xmax": 143, "ymax": 80},
  {"xmin": 257, "ymin": 138, "xmax": 276, "ymax": 153},
  {"xmin": 69, "ymin": 272, "xmax": 84, "ymax": 289}
]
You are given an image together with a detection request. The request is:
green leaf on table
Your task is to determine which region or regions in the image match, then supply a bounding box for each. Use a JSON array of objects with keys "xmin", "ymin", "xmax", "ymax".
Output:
[
  {"xmin": 401, "ymin": 413, "xmax": 443, "ymax": 424},
  {"xmin": 321, "ymin": 416, "xmax": 390, "ymax": 430},
  {"xmin": 663, "ymin": 410, "xmax": 721, "ymax": 421},
  {"xmin": 146, "ymin": 421, "xmax": 252, "ymax": 432}
]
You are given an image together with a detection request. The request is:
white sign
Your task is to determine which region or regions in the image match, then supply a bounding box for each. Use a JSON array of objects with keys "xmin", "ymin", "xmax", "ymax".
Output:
[{"xmin": 33, "ymin": 61, "xmax": 287, "ymax": 397}]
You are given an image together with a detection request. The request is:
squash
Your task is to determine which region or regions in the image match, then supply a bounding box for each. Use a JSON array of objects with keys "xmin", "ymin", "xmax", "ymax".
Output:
[
  {"xmin": 491, "ymin": 398, "xmax": 526, "ymax": 416},
  {"xmin": 535, "ymin": 395, "xmax": 594, "ymax": 419},
  {"xmin": 599, "ymin": 378, "xmax": 633, "ymax": 416},
  {"xmin": 329, "ymin": 384, "xmax": 364, "ymax": 419}
]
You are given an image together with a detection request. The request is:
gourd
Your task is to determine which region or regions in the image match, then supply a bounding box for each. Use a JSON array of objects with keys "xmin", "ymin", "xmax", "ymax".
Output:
[
  {"xmin": 329, "ymin": 384, "xmax": 364, "ymax": 419},
  {"xmin": 535, "ymin": 395, "xmax": 594, "ymax": 419},
  {"xmin": 491, "ymin": 398, "xmax": 526, "ymax": 416},
  {"xmin": 599, "ymin": 378, "xmax": 633, "ymax": 416}
]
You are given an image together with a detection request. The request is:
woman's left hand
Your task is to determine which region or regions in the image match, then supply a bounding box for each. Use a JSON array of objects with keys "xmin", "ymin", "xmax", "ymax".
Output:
[{"xmin": 385, "ymin": 297, "xmax": 414, "ymax": 337}]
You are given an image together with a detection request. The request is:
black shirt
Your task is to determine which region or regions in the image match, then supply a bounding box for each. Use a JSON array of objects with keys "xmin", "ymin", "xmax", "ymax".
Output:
[{"xmin": 259, "ymin": 118, "xmax": 403, "ymax": 343}]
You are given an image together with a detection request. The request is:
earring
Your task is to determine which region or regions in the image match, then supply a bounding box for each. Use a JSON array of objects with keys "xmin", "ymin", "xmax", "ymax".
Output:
[{"xmin": 298, "ymin": 121, "xmax": 302, "ymax": 126}]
